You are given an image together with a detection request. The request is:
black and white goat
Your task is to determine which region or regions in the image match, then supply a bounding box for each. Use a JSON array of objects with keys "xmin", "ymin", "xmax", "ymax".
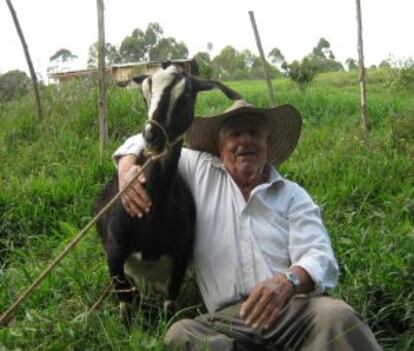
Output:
[{"xmin": 93, "ymin": 63, "xmax": 241, "ymax": 325}]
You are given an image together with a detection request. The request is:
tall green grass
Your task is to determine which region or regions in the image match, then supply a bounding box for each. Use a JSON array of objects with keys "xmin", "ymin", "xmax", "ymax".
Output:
[{"xmin": 0, "ymin": 71, "xmax": 413, "ymax": 350}]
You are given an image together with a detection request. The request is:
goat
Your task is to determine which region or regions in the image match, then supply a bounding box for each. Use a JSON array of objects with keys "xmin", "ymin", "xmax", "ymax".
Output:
[{"xmin": 93, "ymin": 63, "xmax": 241, "ymax": 326}]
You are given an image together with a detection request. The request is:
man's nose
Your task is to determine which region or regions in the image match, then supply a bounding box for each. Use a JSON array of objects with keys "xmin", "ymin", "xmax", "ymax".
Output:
[{"xmin": 238, "ymin": 131, "xmax": 253, "ymax": 144}]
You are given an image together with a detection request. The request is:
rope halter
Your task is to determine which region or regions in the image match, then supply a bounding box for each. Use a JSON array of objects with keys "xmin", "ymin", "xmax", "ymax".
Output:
[{"xmin": 143, "ymin": 119, "xmax": 185, "ymax": 158}]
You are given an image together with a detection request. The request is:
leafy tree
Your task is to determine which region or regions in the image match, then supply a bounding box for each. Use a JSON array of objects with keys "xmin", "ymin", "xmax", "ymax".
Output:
[
  {"xmin": 379, "ymin": 60, "xmax": 391, "ymax": 69},
  {"xmin": 87, "ymin": 42, "xmax": 121, "ymax": 68},
  {"xmin": 118, "ymin": 23, "xmax": 188, "ymax": 63},
  {"xmin": 211, "ymin": 45, "xmax": 240, "ymax": 80},
  {"xmin": 345, "ymin": 58, "xmax": 358, "ymax": 71},
  {"xmin": 193, "ymin": 51, "xmax": 213, "ymax": 79},
  {"xmin": 389, "ymin": 59, "xmax": 414, "ymax": 92},
  {"xmin": 149, "ymin": 37, "xmax": 188, "ymax": 61},
  {"xmin": 312, "ymin": 37, "xmax": 334, "ymax": 59},
  {"xmin": 282, "ymin": 57, "xmax": 317, "ymax": 91},
  {"xmin": 268, "ymin": 48, "xmax": 285, "ymax": 66},
  {"xmin": 119, "ymin": 28, "xmax": 147, "ymax": 62},
  {"xmin": 49, "ymin": 48, "xmax": 78, "ymax": 64},
  {"xmin": 0, "ymin": 69, "xmax": 30, "ymax": 102},
  {"xmin": 309, "ymin": 38, "xmax": 344, "ymax": 73},
  {"xmin": 211, "ymin": 46, "xmax": 280, "ymax": 80}
]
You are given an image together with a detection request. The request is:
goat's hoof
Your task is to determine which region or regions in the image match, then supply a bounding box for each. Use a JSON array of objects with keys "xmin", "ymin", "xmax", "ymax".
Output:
[
  {"xmin": 163, "ymin": 300, "xmax": 177, "ymax": 316},
  {"xmin": 119, "ymin": 302, "xmax": 132, "ymax": 328}
]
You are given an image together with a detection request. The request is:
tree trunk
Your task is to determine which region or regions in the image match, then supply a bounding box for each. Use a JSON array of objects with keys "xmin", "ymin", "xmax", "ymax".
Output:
[
  {"xmin": 6, "ymin": 0, "xmax": 42, "ymax": 120},
  {"xmin": 97, "ymin": 0, "xmax": 108, "ymax": 156},
  {"xmin": 355, "ymin": 0, "xmax": 369, "ymax": 141},
  {"xmin": 249, "ymin": 11, "xmax": 276, "ymax": 107}
]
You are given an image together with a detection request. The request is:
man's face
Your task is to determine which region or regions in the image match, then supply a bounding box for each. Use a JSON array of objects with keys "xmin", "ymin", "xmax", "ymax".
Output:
[{"xmin": 219, "ymin": 115, "xmax": 269, "ymax": 182}]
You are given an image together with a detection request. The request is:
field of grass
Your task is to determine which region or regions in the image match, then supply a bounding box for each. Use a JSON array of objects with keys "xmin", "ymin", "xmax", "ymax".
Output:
[{"xmin": 0, "ymin": 69, "xmax": 413, "ymax": 350}]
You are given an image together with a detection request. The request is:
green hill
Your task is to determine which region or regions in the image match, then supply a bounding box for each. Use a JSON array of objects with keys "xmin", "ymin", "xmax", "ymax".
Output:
[{"xmin": 0, "ymin": 70, "xmax": 413, "ymax": 350}]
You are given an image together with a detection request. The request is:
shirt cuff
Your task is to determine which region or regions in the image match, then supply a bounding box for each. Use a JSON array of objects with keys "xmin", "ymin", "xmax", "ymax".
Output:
[
  {"xmin": 112, "ymin": 134, "xmax": 144, "ymax": 166},
  {"xmin": 293, "ymin": 256, "xmax": 337, "ymax": 294}
]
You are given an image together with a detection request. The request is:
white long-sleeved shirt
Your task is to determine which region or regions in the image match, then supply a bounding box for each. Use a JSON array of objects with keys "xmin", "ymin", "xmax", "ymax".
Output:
[{"xmin": 114, "ymin": 134, "xmax": 339, "ymax": 313}]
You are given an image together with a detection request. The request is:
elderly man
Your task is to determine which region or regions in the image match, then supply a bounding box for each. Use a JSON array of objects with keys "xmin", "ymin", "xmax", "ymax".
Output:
[{"xmin": 114, "ymin": 101, "xmax": 380, "ymax": 350}]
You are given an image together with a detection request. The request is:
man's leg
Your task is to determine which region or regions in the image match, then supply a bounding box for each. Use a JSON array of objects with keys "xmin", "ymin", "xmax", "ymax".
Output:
[
  {"xmin": 164, "ymin": 318, "xmax": 237, "ymax": 351},
  {"xmin": 299, "ymin": 296, "xmax": 381, "ymax": 351},
  {"xmin": 164, "ymin": 296, "xmax": 381, "ymax": 350}
]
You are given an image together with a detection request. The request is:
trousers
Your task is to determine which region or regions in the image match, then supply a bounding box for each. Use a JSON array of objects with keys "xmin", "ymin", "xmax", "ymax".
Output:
[{"xmin": 164, "ymin": 295, "xmax": 381, "ymax": 350}]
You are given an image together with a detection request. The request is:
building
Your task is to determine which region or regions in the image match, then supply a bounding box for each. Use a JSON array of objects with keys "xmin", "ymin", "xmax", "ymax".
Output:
[{"xmin": 50, "ymin": 59, "xmax": 199, "ymax": 85}]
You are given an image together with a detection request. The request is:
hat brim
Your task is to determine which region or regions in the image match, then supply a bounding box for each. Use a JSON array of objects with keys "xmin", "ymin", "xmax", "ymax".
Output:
[{"xmin": 185, "ymin": 104, "xmax": 302, "ymax": 166}]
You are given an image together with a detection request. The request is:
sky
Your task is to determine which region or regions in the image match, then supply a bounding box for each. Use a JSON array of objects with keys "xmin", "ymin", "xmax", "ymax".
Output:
[{"xmin": 1, "ymin": 0, "xmax": 413, "ymax": 81}]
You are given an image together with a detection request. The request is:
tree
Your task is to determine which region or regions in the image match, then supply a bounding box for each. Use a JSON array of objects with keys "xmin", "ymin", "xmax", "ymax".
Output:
[
  {"xmin": 312, "ymin": 37, "xmax": 334, "ymax": 59},
  {"xmin": 345, "ymin": 58, "xmax": 358, "ymax": 71},
  {"xmin": 87, "ymin": 42, "xmax": 121, "ymax": 67},
  {"xmin": 49, "ymin": 48, "xmax": 77, "ymax": 64},
  {"xmin": 118, "ymin": 23, "xmax": 187, "ymax": 63},
  {"xmin": 309, "ymin": 38, "xmax": 344, "ymax": 73},
  {"xmin": 149, "ymin": 37, "xmax": 188, "ymax": 61},
  {"xmin": 268, "ymin": 48, "xmax": 285, "ymax": 66},
  {"xmin": 119, "ymin": 28, "xmax": 147, "ymax": 62},
  {"xmin": 211, "ymin": 45, "xmax": 239, "ymax": 80},
  {"xmin": 379, "ymin": 60, "xmax": 391, "ymax": 69},
  {"xmin": 282, "ymin": 57, "xmax": 317, "ymax": 91},
  {"xmin": 0, "ymin": 70, "xmax": 29, "ymax": 102},
  {"xmin": 193, "ymin": 51, "xmax": 213, "ymax": 79}
]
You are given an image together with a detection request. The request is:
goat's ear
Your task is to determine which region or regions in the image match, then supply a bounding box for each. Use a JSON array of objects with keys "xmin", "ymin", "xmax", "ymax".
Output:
[
  {"xmin": 132, "ymin": 74, "xmax": 148, "ymax": 85},
  {"xmin": 192, "ymin": 77, "xmax": 242, "ymax": 101}
]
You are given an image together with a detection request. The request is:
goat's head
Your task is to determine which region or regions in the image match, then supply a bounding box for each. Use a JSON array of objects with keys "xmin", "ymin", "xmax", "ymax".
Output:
[{"xmin": 132, "ymin": 63, "xmax": 241, "ymax": 153}]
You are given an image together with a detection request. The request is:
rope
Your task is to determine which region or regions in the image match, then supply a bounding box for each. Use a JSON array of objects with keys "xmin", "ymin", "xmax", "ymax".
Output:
[
  {"xmin": 0, "ymin": 149, "xmax": 168, "ymax": 327},
  {"xmin": 143, "ymin": 119, "xmax": 184, "ymax": 158}
]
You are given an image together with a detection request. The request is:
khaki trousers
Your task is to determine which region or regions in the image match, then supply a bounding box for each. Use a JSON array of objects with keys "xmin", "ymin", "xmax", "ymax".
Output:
[{"xmin": 164, "ymin": 295, "xmax": 381, "ymax": 350}]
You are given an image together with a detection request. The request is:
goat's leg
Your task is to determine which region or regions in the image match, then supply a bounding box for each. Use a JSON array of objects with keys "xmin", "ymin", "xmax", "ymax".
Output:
[
  {"xmin": 165, "ymin": 256, "xmax": 189, "ymax": 315},
  {"xmin": 106, "ymin": 252, "xmax": 134, "ymax": 327}
]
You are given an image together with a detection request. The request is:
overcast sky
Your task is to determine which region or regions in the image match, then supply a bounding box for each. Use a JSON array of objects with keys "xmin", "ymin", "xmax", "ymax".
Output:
[{"xmin": 1, "ymin": 0, "xmax": 413, "ymax": 80}]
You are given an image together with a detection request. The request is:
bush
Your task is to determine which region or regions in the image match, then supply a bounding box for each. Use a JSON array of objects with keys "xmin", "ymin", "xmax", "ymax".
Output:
[
  {"xmin": 282, "ymin": 57, "xmax": 317, "ymax": 90},
  {"xmin": 0, "ymin": 70, "xmax": 30, "ymax": 102}
]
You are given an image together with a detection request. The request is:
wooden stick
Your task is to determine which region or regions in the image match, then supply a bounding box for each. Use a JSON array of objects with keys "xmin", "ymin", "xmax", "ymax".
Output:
[
  {"xmin": 249, "ymin": 11, "xmax": 276, "ymax": 107},
  {"xmin": 5, "ymin": 0, "xmax": 43, "ymax": 120},
  {"xmin": 355, "ymin": 0, "xmax": 369, "ymax": 142},
  {"xmin": 97, "ymin": 0, "xmax": 108, "ymax": 156}
]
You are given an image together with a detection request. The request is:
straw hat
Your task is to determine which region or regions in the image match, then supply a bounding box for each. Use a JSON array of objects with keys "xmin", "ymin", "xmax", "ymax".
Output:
[{"xmin": 186, "ymin": 100, "xmax": 302, "ymax": 165}]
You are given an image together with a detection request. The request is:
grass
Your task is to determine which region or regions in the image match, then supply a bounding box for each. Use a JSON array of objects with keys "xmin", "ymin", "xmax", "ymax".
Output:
[{"xmin": 0, "ymin": 70, "xmax": 413, "ymax": 350}]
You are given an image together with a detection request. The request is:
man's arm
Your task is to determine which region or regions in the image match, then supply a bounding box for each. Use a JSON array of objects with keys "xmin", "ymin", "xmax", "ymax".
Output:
[
  {"xmin": 240, "ymin": 183, "xmax": 338, "ymax": 331},
  {"xmin": 113, "ymin": 133, "xmax": 200, "ymax": 217},
  {"xmin": 240, "ymin": 266, "xmax": 314, "ymax": 330},
  {"xmin": 118, "ymin": 154, "xmax": 151, "ymax": 217}
]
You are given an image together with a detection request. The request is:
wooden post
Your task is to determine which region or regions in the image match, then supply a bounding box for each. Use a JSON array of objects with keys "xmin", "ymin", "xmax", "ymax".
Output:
[
  {"xmin": 6, "ymin": 0, "xmax": 43, "ymax": 120},
  {"xmin": 355, "ymin": 0, "xmax": 369, "ymax": 141},
  {"xmin": 97, "ymin": 0, "xmax": 108, "ymax": 155},
  {"xmin": 249, "ymin": 11, "xmax": 276, "ymax": 107}
]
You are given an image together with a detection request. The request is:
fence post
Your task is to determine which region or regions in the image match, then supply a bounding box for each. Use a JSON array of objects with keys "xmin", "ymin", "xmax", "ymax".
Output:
[
  {"xmin": 97, "ymin": 0, "xmax": 108, "ymax": 156},
  {"xmin": 355, "ymin": 0, "xmax": 369, "ymax": 142},
  {"xmin": 249, "ymin": 11, "xmax": 276, "ymax": 107},
  {"xmin": 6, "ymin": 0, "xmax": 43, "ymax": 120}
]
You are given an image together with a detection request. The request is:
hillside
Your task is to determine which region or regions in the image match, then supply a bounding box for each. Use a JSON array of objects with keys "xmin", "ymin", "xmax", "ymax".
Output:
[{"xmin": 0, "ymin": 70, "xmax": 413, "ymax": 350}]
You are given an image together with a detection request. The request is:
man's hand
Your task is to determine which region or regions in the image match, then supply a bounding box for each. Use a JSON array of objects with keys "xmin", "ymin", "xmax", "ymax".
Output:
[
  {"xmin": 118, "ymin": 155, "xmax": 152, "ymax": 217},
  {"xmin": 239, "ymin": 273, "xmax": 294, "ymax": 330}
]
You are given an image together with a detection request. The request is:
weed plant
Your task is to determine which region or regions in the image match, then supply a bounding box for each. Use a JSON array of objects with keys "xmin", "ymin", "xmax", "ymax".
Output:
[{"xmin": 0, "ymin": 71, "xmax": 413, "ymax": 350}]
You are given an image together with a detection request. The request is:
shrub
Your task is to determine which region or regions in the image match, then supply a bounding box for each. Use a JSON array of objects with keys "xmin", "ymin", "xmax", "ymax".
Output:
[
  {"xmin": 0, "ymin": 70, "xmax": 30, "ymax": 102},
  {"xmin": 282, "ymin": 57, "xmax": 317, "ymax": 90}
]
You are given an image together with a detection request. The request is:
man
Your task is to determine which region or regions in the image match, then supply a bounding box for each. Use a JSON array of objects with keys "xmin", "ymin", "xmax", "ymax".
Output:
[{"xmin": 114, "ymin": 101, "xmax": 381, "ymax": 350}]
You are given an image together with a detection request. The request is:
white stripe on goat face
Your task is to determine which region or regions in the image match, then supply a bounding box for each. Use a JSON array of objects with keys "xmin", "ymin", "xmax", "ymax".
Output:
[{"xmin": 145, "ymin": 66, "xmax": 186, "ymax": 123}]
